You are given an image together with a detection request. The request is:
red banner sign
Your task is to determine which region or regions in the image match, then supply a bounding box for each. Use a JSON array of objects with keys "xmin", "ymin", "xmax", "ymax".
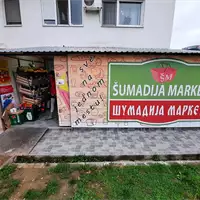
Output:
[
  {"xmin": 109, "ymin": 100, "xmax": 200, "ymax": 124},
  {"xmin": 0, "ymin": 85, "xmax": 13, "ymax": 95}
]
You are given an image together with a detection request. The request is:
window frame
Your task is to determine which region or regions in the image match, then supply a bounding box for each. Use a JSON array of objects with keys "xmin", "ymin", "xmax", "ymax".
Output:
[
  {"xmin": 102, "ymin": 1, "xmax": 117, "ymax": 27},
  {"xmin": 3, "ymin": 0, "xmax": 22, "ymax": 27},
  {"xmin": 41, "ymin": 0, "xmax": 83, "ymax": 27},
  {"xmin": 102, "ymin": 0, "xmax": 145, "ymax": 28}
]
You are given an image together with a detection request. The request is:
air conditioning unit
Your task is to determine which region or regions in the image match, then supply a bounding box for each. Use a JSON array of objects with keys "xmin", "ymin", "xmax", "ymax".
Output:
[{"xmin": 84, "ymin": 0, "xmax": 102, "ymax": 12}]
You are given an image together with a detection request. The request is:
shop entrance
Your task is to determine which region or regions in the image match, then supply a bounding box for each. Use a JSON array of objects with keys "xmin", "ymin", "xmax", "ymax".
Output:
[{"xmin": 0, "ymin": 55, "xmax": 59, "ymax": 130}]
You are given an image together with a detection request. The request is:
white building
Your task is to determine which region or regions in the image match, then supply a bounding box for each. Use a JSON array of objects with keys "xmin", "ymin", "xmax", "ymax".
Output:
[{"xmin": 0, "ymin": 0, "xmax": 176, "ymax": 49}]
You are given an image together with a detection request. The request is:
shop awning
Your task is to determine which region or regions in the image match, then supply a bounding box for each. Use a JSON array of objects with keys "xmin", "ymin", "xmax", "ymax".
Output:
[{"xmin": 1, "ymin": 46, "xmax": 200, "ymax": 55}]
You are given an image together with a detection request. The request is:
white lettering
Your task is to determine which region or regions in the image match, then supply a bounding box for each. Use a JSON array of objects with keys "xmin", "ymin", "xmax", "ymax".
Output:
[
  {"xmin": 155, "ymin": 106, "xmax": 159, "ymax": 115},
  {"xmin": 188, "ymin": 105, "xmax": 194, "ymax": 115},
  {"xmin": 182, "ymin": 105, "xmax": 188, "ymax": 115},
  {"xmin": 158, "ymin": 85, "xmax": 165, "ymax": 96},
  {"xmin": 168, "ymin": 106, "xmax": 176, "ymax": 115},
  {"xmin": 113, "ymin": 105, "xmax": 121, "ymax": 116},
  {"xmin": 142, "ymin": 106, "xmax": 148, "ymax": 116},
  {"xmin": 136, "ymin": 106, "xmax": 142, "ymax": 115},
  {"xmin": 184, "ymin": 85, "xmax": 191, "ymax": 96},
  {"xmin": 191, "ymin": 85, "xmax": 198, "ymax": 96},
  {"xmin": 198, "ymin": 86, "xmax": 200, "ymax": 96},
  {"xmin": 112, "ymin": 84, "xmax": 200, "ymax": 97},
  {"xmin": 128, "ymin": 106, "xmax": 135, "ymax": 115},
  {"xmin": 149, "ymin": 106, "xmax": 155, "ymax": 115},
  {"xmin": 122, "ymin": 105, "xmax": 127, "ymax": 116},
  {"xmin": 168, "ymin": 85, "xmax": 177, "ymax": 96},
  {"xmin": 176, "ymin": 106, "xmax": 182, "ymax": 115},
  {"xmin": 177, "ymin": 85, "xmax": 184, "ymax": 96},
  {"xmin": 159, "ymin": 106, "xmax": 164, "ymax": 115},
  {"xmin": 136, "ymin": 85, "xmax": 142, "ymax": 96},
  {"xmin": 119, "ymin": 85, "xmax": 126, "ymax": 96},
  {"xmin": 143, "ymin": 85, "xmax": 151, "ymax": 96},
  {"xmin": 113, "ymin": 82, "xmax": 118, "ymax": 96},
  {"xmin": 194, "ymin": 105, "xmax": 199, "ymax": 115},
  {"xmin": 126, "ymin": 85, "xmax": 135, "ymax": 96},
  {"xmin": 153, "ymin": 85, "xmax": 159, "ymax": 96}
]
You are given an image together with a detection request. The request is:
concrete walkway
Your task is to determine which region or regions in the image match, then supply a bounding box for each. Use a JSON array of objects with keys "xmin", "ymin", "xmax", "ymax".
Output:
[
  {"xmin": 0, "ymin": 127, "xmax": 47, "ymax": 155},
  {"xmin": 30, "ymin": 128, "xmax": 200, "ymax": 156}
]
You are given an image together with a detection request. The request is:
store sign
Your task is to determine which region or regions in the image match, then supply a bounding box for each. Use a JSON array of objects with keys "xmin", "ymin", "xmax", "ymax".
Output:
[
  {"xmin": 0, "ymin": 85, "xmax": 13, "ymax": 95},
  {"xmin": 108, "ymin": 59, "xmax": 200, "ymax": 124}
]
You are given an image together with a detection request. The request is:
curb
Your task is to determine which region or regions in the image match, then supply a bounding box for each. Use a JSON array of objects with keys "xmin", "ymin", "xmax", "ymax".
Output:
[
  {"xmin": 13, "ymin": 154, "xmax": 200, "ymax": 164},
  {"xmin": 12, "ymin": 160, "xmax": 200, "ymax": 168},
  {"xmin": 15, "ymin": 153, "xmax": 200, "ymax": 163}
]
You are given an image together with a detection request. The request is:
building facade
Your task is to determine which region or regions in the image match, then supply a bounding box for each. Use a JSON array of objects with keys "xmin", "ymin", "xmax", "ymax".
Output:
[
  {"xmin": 1, "ymin": 47, "xmax": 200, "ymax": 129},
  {"xmin": 0, "ymin": 0, "xmax": 175, "ymax": 49}
]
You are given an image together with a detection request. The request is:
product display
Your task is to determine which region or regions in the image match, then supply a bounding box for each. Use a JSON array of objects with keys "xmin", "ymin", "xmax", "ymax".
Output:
[
  {"xmin": 14, "ymin": 65, "xmax": 50, "ymax": 122},
  {"xmin": 16, "ymin": 66, "xmax": 49, "ymax": 106}
]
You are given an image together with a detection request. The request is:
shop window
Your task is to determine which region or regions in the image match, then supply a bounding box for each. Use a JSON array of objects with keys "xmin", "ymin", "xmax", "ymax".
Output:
[
  {"xmin": 41, "ymin": 0, "xmax": 82, "ymax": 26},
  {"xmin": 4, "ymin": 0, "xmax": 22, "ymax": 25},
  {"xmin": 102, "ymin": 0, "xmax": 144, "ymax": 27}
]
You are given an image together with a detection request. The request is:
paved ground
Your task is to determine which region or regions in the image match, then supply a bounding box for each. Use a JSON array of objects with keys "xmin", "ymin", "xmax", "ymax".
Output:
[
  {"xmin": 16, "ymin": 111, "xmax": 58, "ymax": 128},
  {"xmin": 30, "ymin": 128, "xmax": 200, "ymax": 156},
  {"xmin": 0, "ymin": 127, "xmax": 47, "ymax": 155}
]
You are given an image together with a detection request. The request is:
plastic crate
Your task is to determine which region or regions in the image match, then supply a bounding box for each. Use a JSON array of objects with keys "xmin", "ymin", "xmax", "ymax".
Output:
[
  {"xmin": 24, "ymin": 105, "xmax": 39, "ymax": 121},
  {"xmin": 9, "ymin": 113, "xmax": 25, "ymax": 125}
]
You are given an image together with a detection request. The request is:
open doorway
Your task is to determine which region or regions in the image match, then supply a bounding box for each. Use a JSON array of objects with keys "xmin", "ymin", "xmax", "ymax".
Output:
[{"xmin": 0, "ymin": 55, "xmax": 59, "ymax": 130}]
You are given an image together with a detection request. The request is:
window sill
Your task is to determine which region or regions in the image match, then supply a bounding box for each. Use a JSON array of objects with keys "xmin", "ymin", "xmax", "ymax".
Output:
[
  {"xmin": 4, "ymin": 24, "xmax": 22, "ymax": 27},
  {"xmin": 43, "ymin": 24, "xmax": 83, "ymax": 27},
  {"xmin": 102, "ymin": 25, "xmax": 144, "ymax": 28}
]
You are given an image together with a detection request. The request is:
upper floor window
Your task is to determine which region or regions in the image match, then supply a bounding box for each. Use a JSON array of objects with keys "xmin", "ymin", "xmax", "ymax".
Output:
[
  {"xmin": 4, "ymin": 0, "xmax": 22, "ymax": 25},
  {"xmin": 41, "ymin": 0, "xmax": 82, "ymax": 26},
  {"xmin": 102, "ymin": 0, "xmax": 144, "ymax": 27}
]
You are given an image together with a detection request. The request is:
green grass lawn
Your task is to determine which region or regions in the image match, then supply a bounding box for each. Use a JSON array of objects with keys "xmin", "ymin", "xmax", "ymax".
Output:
[
  {"xmin": 72, "ymin": 164, "xmax": 200, "ymax": 200},
  {"xmin": 2, "ymin": 163, "xmax": 200, "ymax": 200},
  {"xmin": 0, "ymin": 165, "xmax": 20, "ymax": 200},
  {"xmin": 24, "ymin": 179, "xmax": 59, "ymax": 200}
]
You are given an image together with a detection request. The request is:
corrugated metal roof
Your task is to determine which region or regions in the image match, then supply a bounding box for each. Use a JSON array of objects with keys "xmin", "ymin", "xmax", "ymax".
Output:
[{"xmin": 1, "ymin": 46, "xmax": 200, "ymax": 54}]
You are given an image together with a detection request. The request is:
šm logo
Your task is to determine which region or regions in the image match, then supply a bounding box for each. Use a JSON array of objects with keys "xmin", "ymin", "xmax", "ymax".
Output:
[{"xmin": 151, "ymin": 63, "xmax": 177, "ymax": 83}]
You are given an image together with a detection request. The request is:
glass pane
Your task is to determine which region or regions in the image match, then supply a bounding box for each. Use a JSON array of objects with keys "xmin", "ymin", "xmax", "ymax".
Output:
[
  {"xmin": 103, "ymin": 2, "xmax": 116, "ymax": 25},
  {"xmin": 4, "ymin": 0, "xmax": 21, "ymax": 25},
  {"xmin": 57, "ymin": 0, "xmax": 69, "ymax": 24},
  {"xmin": 41, "ymin": 0, "xmax": 56, "ymax": 25},
  {"xmin": 119, "ymin": 2, "xmax": 141, "ymax": 25},
  {"xmin": 71, "ymin": 0, "xmax": 82, "ymax": 25}
]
